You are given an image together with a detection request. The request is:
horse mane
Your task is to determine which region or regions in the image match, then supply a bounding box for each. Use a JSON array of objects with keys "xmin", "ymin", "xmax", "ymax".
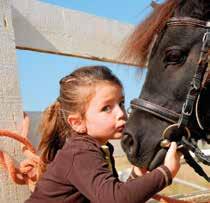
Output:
[
  {"xmin": 120, "ymin": 0, "xmax": 178, "ymax": 67},
  {"xmin": 121, "ymin": 0, "xmax": 210, "ymax": 67}
]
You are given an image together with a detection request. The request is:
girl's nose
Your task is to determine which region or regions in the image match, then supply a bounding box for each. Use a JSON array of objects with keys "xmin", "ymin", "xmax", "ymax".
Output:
[{"xmin": 116, "ymin": 105, "xmax": 127, "ymax": 120}]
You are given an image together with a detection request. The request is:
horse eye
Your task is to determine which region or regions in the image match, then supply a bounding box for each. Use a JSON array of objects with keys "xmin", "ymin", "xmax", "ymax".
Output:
[{"xmin": 164, "ymin": 48, "xmax": 186, "ymax": 66}]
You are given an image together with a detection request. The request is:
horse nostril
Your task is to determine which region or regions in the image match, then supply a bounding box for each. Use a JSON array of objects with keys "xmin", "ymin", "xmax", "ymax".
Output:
[{"xmin": 121, "ymin": 133, "xmax": 135, "ymax": 156}]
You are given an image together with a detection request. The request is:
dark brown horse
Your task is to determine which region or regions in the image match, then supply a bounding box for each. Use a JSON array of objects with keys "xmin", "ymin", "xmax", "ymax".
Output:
[{"xmin": 121, "ymin": 0, "xmax": 210, "ymax": 181}]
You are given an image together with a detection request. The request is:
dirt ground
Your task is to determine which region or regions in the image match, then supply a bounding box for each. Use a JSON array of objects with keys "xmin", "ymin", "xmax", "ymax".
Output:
[{"xmin": 115, "ymin": 156, "xmax": 210, "ymax": 196}]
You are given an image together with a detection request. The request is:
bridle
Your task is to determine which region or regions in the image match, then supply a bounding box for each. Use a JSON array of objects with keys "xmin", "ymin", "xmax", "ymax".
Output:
[{"xmin": 130, "ymin": 17, "xmax": 210, "ymax": 182}]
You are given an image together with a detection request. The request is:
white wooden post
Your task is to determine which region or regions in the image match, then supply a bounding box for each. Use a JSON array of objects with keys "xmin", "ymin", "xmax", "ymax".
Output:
[{"xmin": 0, "ymin": 0, "xmax": 29, "ymax": 202}]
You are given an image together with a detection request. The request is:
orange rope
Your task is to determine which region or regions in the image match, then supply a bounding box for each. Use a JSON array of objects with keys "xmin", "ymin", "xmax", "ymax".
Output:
[{"xmin": 0, "ymin": 113, "xmax": 44, "ymax": 191}]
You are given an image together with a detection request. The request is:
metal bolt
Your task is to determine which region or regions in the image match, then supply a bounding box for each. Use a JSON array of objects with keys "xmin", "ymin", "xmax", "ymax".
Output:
[{"xmin": 160, "ymin": 139, "xmax": 171, "ymax": 148}]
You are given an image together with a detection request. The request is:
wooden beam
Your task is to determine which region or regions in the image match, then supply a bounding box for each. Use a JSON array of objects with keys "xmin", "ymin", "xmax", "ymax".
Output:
[
  {"xmin": 0, "ymin": 0, "xmax": 29, "ymax": 202},
  {"xmin": 11, "ymin": 0, "xmax": 136, "ymax": 65}
]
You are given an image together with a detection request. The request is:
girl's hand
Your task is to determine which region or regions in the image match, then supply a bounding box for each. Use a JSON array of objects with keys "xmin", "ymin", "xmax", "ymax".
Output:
[{"xmin": 164, "ymin": 142, "xmax": 181, "ymax": 178}]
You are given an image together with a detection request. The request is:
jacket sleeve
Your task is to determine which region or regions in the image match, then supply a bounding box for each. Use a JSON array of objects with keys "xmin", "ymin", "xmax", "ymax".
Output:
[{"xmin": 67, "ymin": 139, "xmax": 172, "ymax": 203}]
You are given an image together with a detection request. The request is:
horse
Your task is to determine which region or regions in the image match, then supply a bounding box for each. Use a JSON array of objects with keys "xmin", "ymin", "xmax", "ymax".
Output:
[{"xmin": 121, "ymin": 0, "xmax": 210, "ymax": 182}]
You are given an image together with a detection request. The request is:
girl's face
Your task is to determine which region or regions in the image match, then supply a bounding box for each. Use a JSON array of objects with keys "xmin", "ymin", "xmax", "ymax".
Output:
[{"xmin": 84, "ymin": 82, "xmax": 127, "ymax": 144}]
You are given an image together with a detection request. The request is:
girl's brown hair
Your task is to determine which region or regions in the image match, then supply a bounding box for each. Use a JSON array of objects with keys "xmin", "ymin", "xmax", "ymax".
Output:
[{"xmin": 38, "ymin": 65, "xmax": 122, "ymax": 168}]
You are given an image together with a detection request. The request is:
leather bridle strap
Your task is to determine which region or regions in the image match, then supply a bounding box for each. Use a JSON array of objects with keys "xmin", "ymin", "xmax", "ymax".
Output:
[
  {"xmin": 167, "ymin": 17, "xmax": 208, "ymax": 28},
  {"xmin": 178, "ymin": 21, "xmax": 210, "ymax": 128},
  {"xmin": 130, "ymin": 98, "xmax": 180, "ymax": 124}
]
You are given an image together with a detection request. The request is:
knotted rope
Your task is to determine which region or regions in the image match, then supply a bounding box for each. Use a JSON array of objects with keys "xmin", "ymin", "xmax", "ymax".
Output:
[{"xmin": 0, "ymin": 113, "xmax": 44, "ymax": 191}]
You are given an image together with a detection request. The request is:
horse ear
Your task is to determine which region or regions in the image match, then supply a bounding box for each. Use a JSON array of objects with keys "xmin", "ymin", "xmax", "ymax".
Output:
[{"xmin": 150, "ymin": 1, "xmax": 160, "ymax": 9}]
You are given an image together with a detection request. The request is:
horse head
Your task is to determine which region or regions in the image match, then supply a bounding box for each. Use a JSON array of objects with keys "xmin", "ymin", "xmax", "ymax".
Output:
[{"xmin": 121, "ymin": 0, "xmax": 210, "ymax": 181}]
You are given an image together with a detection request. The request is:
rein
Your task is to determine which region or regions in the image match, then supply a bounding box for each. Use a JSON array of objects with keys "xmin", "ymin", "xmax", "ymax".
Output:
[{"xmin": 130, "ymin": 17, "xmax": 210, "ymax": 182}]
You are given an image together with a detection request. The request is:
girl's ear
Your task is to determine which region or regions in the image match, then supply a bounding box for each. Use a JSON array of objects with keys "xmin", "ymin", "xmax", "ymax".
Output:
[{"xmin": 67, "ymin": 114, "xmax": 86, "ymax": 133}]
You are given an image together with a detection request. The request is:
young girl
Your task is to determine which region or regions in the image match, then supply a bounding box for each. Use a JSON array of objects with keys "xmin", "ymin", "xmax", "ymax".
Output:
[{"xmin": 25, "ymin": 65, "xmax": 180, "ymax": 203}]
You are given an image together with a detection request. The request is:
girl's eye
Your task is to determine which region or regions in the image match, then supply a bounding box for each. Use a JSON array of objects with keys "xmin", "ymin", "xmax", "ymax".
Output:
[{"xmin": 102, "ymin": 106, "xmax": 111, "ymax": 112}]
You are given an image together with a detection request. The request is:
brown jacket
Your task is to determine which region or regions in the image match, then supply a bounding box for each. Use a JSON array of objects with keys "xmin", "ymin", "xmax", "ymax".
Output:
[{"xmin": 25, "ymin": 135, "xmax": 172, "ymax": 203}]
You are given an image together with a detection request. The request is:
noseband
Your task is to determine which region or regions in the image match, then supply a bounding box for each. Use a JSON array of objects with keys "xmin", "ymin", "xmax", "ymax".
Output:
[{"xmin": 130, "ymin": 17, "xmax": 210, "ymax": 181}]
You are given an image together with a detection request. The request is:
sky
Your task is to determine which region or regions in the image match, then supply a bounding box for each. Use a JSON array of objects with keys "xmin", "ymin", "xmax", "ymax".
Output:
[{"xmin": 16, "ymin": 0, "xmax": 161, "ymax": 112}]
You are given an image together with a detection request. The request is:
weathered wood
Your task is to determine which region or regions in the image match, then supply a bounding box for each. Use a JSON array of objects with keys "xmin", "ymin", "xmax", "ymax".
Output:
[
  {"xmin": 11, "ymin": 0, "xmax": 135, "ymax": 65},
  {"xmin": 0, "ymin": 0, "xmax": 29, "ymax": 202}
]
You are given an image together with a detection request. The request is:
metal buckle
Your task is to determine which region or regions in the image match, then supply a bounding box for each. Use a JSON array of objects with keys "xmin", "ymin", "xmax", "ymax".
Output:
[
  {"xmin": 161, "ymin": 123, "xmax": 191, "ymax": 149},
  {"xmin": 181, "ymin": 101, "xmax": 193, "ymax": 116}
]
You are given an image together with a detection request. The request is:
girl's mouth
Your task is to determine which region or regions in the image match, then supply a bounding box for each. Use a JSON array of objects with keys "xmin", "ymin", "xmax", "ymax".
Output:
[{"xmin": 117, "ymin": 125, "xmax": 125, "ymax": 132}]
